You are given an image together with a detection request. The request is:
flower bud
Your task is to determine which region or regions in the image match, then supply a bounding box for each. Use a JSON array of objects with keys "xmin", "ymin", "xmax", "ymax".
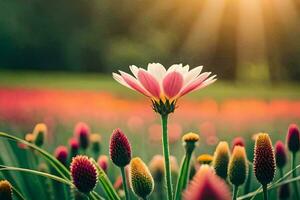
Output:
[
  {"xmin": 109, "ymin": 128, "xmax": 131, "ymax": 167},
  {"xmin": 70, "ymin": 155, "xmax": 98, "ymax": 194},
  {"xmin": 0, "ymin": 180, "xmax": 13, "ymax": 200},
  {"xmin": 183, "ymin": 165, "xmax": 231, "ymax": 200},
  {"xmin": 149, "ymin": 155, "xmax": 165, "ymax": 183},
  {"xmin": 197, "ymin": 154, "xmax": 213, "ymax": 165},
  {"xmin": 97, "ymin": 155, "xmax": 108, "ymax": 173},
  {"xmin": 33, "ymin": 123, "xmax": 47, "ymax": 147},
  {"xmin": 213, "ymin": 141, "xmax": 230, "ymax": 180},
  {"xmin": 286, "ymin": 124, "xmax": 300, "ymax": 153},
  {"xmin": 231, "ymin": 137, "xmax": 245, "ymax": 151},
  {"xmin": 275, "ymin": 141, "xmax": 287, "ymax": 169},
  {"xmin": 182, "ymin": 132, "xmax": 199, "ymax": 154},
  {"xmin": 90, "ymin": 133, "xmax": 101, "ymax": 154},
  {"xmin": 25, "ymin": 133, "xmax": 35, "ymax": 143},
  {"xmin": 130, "ymin": 157, "xmax": 154, "ymax": 199},
  {"xmin": 170, "ymin": 155, "xmax": 179, "ymax": 175},
  {"xmin": 253, "ymin": 133, "xmax": 276, "ymax": 186},
  {"xmin": 74, "ymin": 122, "xmax": 90, "ymax": 150},
  {"xmin": 69, "ymin": 138, "xmax": 79, "ymax": 158},
  {"xmin": 54, "ymin": 146, "xmax": 68, "ymax": 166},
  {"xmin": 228, "ymin": 146, "xmax": 248, "ymax": 186},
  {"xmin": 113, "ymin": 176, "xmax": 123, "ymax": 190}
]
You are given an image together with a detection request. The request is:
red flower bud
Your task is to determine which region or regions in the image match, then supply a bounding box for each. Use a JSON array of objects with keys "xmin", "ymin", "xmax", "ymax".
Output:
[
  {"xmin": 74, "ymin": 122, "xmax": 90, "ymax": 150},
  {"xmin": 253, "ymin": 133, "xmax": 276, "ymax": 186},
  {"xmin": 109, "ymin": 128, "xmax": 131, "ymax": 167},
  {"xmin": 286, "ymin": 124, "xmax": 300, "ymax": 153},
  {"xmin": 275, "ymin": 141, "xmax": 287, "ymax": 169},
  {"xmin": 70, "ymin": 155, "xmax": 98, "ymax": 194},
  {"xmin": 54, "ymin": 146, "xmax": 68, "ymax": 166},
  {"xmin": 231, "ymin": 137, "xmax": 245, "ymax": 151}
]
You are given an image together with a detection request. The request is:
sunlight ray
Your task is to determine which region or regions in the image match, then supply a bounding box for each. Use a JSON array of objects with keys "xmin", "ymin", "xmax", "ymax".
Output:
[
  {"xmin": 236, "ymin": 0, "xmax": 269, "ymax": 82},
  {"xmin": 182, "ymin": 0, "xmax": 227, "ymax": 62}
]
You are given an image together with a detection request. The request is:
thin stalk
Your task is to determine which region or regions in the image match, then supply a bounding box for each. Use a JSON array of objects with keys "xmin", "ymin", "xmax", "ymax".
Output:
[
  {"xmin": 91, "ymin": 159, "xmax": 120, "ymax": 200},
  {"xmin": 161, "ymin": 114, "xmax": 173, "ymax": 200},
  {"xmin": 238, "ymin": 163, "xmax": 300, "ymax": 200},
  {"xmin": 292, "ymin": 152, "xmax": 300, "ymax": 200},
  {"xmin": 0, "ymin": 166, "xmax": 72, "ymax": 186},
  {"xmin": 262, "ymin": 185, "xmax": 268, "ymax": 200},
  {"xmin": 120, "ymin": 167, "xmax": 130, "ymax": 200},
  {"xmin": 232, "ymin": 185, "xmax": 238, "ymax": 200},
  {"xmin": 11, "ymin": 185, "xmax": 26, "ymax": 200},
  {"xmin": 174, "ymin": 152, "xmax": 192, "ymax": 200}
]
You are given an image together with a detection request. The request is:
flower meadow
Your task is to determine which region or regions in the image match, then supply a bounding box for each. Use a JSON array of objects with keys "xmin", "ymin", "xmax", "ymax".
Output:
[{"xmin": 0, "ymin": 64, "xmax": 300, "ymax": 200}]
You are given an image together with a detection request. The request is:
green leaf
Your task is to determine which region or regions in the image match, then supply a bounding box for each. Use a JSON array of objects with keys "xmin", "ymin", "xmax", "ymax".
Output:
[
  {"xmin": 174, "ymin": 153, "xmax": 192, "ymax": 200},
  {"xmin": 0, "ymin": 165, "xmax": 73, "ymax": 186},
  {"xmin": 91, "ymin": 159, "xmax": 120, "ymax": 200},
  {"xmin": 0, "ymin": 132, "xmax": 70, "ymax": 180}
]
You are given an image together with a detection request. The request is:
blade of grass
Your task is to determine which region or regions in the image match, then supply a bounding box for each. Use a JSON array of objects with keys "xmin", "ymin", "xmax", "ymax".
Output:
[
  {"xmin": 238, "ymin": 164, "xmax": 300, "ymax": 200},
  {"xmin": 11, "ymin": 185, "xmax": 26, "ymax": 200},
  {"xmin": 0, "ymin": 132, "xmax": 70, "ymax": 180},
  {"xmin": 91, "ymin": 159, "xmax": 120, "ymax": 200},
  {"xmin": 0, "ymin": 165, "xmax": 72, "ymax": 186},
  {"xmin": 0, "ymin": 140, "xmax": 31, "ymax": 199},
  {"xmin": 174, "ymin": 154, "xmax": 190, "ymax": 200}
]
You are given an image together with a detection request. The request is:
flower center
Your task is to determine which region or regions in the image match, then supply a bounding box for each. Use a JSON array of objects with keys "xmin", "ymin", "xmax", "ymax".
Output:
[{"xmin": 152, "ymin": 99, "xmax": 176, "ymax": 115}]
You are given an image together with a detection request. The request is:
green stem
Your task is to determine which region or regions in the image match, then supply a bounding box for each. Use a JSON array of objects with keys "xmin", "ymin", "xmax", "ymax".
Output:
[
  {"xmin": 262, "ymin": 185, "xmax": 268, "ymax": 200},
  {"xmin": 121, "ymin": 167, "xmax": 130, "ymax": 200},
  {"xmin": 292, "ymin": 152, "xmax": 300, "ymax": 200},
  {"xmin": 161, "ymin": 114, "xmax": 173, "ymax": 200},
  {"xmin": 174, "ymin": 152, "xmax": 192, "ymax": 200},
  {"xmin": 232, "ymin": 185, "xmax": 238, "ymax": 200}
]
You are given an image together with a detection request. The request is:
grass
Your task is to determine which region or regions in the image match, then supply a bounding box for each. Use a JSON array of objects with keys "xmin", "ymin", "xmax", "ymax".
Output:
[{"xmin": 0, "ymin": 70, "xmax": 300, "ymax": 100}]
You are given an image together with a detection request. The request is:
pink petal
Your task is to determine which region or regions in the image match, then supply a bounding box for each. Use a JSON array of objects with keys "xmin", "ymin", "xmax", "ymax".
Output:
[
  {"xmin": 163, "ymin": 71, "xmax": 184, "ymax": 99},
  {"xmin": 179, "ymin": 72, "xmax": 212, "ymax": 97},
  {"xmin": 137, "ymin": 69, "xmax": 161, "ymax": 98},
  {"xmin": 119, "ymin": 71, "xmax": 150, "ymax": 97}
]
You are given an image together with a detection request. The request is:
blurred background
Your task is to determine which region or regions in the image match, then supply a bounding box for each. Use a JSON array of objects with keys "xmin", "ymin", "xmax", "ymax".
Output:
[
  {"xmin": 1, "ymin": 0, "xmax": 300, "ymax": 82},
  {"xmin": 0, "ymin": 0, "xmax": 300, "ymax": 170}
]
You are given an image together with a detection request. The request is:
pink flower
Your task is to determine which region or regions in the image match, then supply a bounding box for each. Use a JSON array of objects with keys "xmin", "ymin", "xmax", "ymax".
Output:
[
  {"xmin": 113, "ymin": 63, "xmax": 216, "ymax": 114},
  {"xmin": 184, "ymin": 165, "xmax": 231, "ymax": 200}
]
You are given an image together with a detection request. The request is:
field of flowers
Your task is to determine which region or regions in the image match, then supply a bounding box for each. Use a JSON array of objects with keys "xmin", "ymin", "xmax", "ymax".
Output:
[{"xmin": 0, "ymin": 66, "xmax": 300, "ymax": 200}]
